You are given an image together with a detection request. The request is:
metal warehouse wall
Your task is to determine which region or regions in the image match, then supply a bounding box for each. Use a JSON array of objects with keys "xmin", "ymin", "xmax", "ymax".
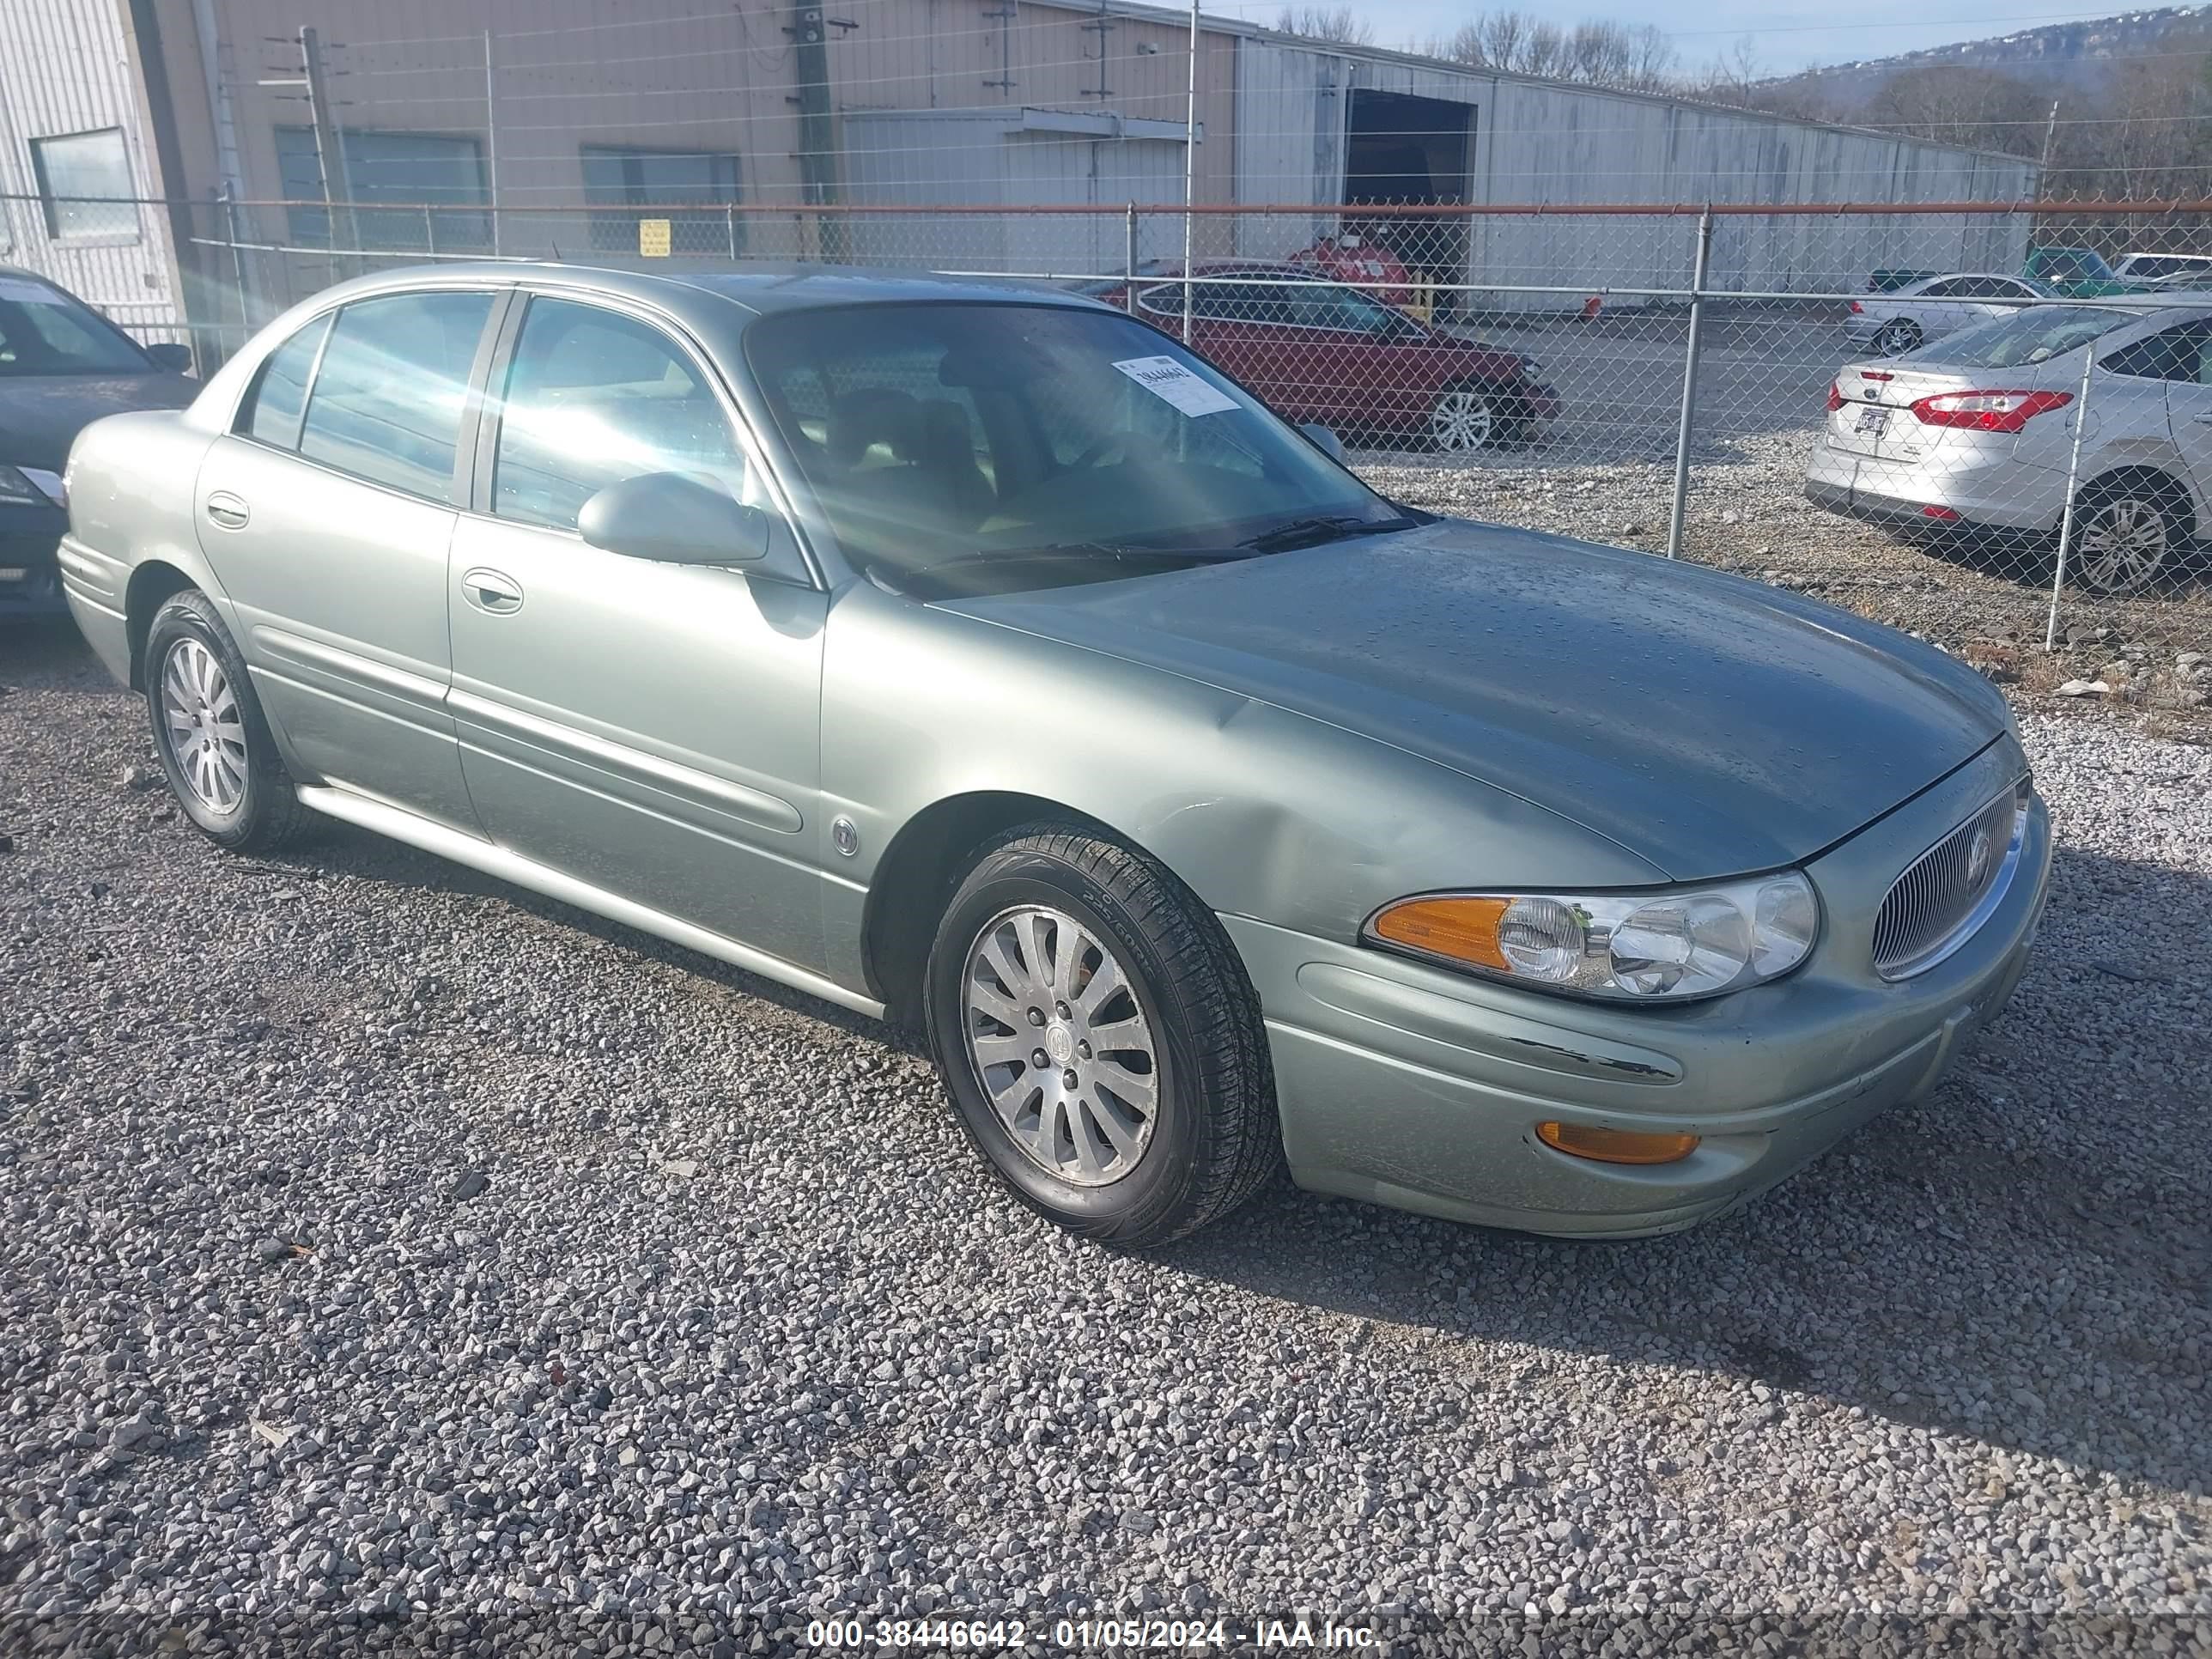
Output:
[
  {"xmin": 0, "ymin": 0, "xmax": 187, "ymax": 339},
  {"xmin": 1231, "ymin": 38, "xmax": 2040, "ymax": 304}
]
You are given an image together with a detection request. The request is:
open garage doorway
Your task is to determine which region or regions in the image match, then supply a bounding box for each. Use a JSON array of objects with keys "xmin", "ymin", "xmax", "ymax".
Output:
[{"xmin": 1344, "ymin": 89, "xmax": 1473, "ymax": 317}]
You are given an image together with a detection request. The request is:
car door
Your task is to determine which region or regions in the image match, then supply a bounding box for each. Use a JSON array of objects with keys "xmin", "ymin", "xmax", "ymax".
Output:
[
  {"xmin": 444, "ymin": 291, "xmax": 830, "ymax": 973},
  {"xmin": 1283, "ymin": 283, "xmax": 1435, "ymax": 428},
  {"xmin": 194, "ymin": 287, "xmax": 499, "ymax": 830}
]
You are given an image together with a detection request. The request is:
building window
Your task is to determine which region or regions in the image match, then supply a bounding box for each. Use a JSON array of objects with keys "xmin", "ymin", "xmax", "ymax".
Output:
[
  {"xmin": 580, "ymin": 146, "xmax": 742, "ymax": 255},
  {"xmin": 30, "ymin": 129, "xmax": 139, "ymax": 243},
  {"xmin": 275, "ymin": 128, "xmax": 490, "ymax": 252}
]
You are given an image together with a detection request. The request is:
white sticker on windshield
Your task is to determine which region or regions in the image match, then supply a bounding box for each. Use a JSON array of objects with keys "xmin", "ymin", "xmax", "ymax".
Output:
[{"xmin": 1111, "ymin": 355, "xmax": 1240, "ymax": 417}]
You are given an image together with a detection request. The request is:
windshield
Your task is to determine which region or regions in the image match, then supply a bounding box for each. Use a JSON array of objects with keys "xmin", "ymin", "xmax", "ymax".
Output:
[
  {"xmin": 1906, "ymin": 305, "xmax": 2127, "ymax": 368},
  {"xmin": 744, "ymin": 301, "xmax": 1398, "ymax": 598},
  {"xmin": 0, "ymin": 275, "xmax": 154, "ymax": 377}
]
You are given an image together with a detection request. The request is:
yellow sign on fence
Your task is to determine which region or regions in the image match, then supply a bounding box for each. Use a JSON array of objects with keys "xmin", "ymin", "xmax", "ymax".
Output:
[{"xmin": 639, "ymin": 218, "xmax": 672, "ymax": 258}]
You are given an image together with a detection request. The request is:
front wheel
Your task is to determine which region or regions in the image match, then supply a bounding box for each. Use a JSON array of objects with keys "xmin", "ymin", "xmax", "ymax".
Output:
[
  {"xmin": 144, "ymin": 589, "xmax": 311, "ymax": 852},
  {"xmin": 923, "ymin": 823, "xmax": 1279, "ymax": 1247},
  {"xmin": 1429, "ymin": 386, "xmax": 1501, "ymax": 453}
]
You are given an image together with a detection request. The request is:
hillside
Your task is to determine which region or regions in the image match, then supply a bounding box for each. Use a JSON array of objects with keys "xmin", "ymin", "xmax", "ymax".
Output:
[{"xmin": 1771, "ymin": 6, "xmax": 2210, "ymax": 106}]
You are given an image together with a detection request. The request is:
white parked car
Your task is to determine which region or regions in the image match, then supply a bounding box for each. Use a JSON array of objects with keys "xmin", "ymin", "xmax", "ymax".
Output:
[
  {"xmin": 2112, "ymin": 252, "xmax": 2212, "ymax": 286},
  {"xmin": 1843, "ymin": 273, "xmax": 2056, "ymax": 357},
  {"xmin": 1807, "ymin": 300, "xmax": 2212, "ymax": 594}
]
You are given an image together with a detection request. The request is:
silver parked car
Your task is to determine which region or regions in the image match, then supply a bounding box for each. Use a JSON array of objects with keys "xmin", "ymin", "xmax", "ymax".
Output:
[
  {"xmin": 60, "ymin": 264, "xmax": 2050, "ymax": 1245},
  {"xmin": 1842, "ymin": 272, "xmax": 2054, "ymax": 357},
  {"xmin": 1807, "ymin": 299, "xmax": 2212, "ymax": 594}
]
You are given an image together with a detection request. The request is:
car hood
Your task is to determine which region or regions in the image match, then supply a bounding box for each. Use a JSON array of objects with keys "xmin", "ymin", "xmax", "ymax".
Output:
[
  {"xmin": 940, "ymin": 520, "xmax": 2007, "ymax": 881},
  {"xmin": 0, "ymin": 373, "xmax": 198, "ymax": 470}
]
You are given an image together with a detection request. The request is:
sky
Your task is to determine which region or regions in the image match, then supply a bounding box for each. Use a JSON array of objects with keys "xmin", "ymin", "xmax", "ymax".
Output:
[{"xmin": 1228, "ymin": 0, "xmax": 2157, "ymax": 77}]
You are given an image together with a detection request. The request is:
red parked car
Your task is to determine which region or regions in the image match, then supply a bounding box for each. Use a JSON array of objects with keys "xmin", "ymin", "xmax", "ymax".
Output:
[{"xmin": 1088, "ymin": 263, "xmax": 1557, "ymax": 453}]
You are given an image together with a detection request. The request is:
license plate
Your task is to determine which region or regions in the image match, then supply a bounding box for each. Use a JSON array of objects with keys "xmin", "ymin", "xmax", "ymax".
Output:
[{"xmin": 1854, "ymin": 406, "xmax": 1889, "ymax": 436}]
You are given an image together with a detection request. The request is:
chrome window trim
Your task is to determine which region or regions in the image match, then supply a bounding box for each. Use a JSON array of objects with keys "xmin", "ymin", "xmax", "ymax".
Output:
[{"xmin": 1874, "ymin": 779, "xmax": 2030, "ymax": 982}]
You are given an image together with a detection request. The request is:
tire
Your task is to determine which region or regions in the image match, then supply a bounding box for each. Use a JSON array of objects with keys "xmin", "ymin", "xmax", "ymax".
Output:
[
  {"xmin": 2066, "ymin": 477, "xmax": 2189, "ymax": 596},
  {"xmin": 143, "ymin": 588, "xmax": 312, "ymax": 853},
  {"xmin": 1428, "ymin": 386, "xmax": 1500, "ymax": 453},
  {"xmin": 1873, "ymin": 319, "xmax": 1922, "ymax": 356},
  {"xmin": 923, "ymin": 822, "xmax": 1280, "ymax": 1247}
]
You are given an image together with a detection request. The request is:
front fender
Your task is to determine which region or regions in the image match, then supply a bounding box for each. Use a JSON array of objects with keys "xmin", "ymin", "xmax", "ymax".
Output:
[{"xmin": 817, "ymin": 582, "xmax": 1665, "ymax": 992}]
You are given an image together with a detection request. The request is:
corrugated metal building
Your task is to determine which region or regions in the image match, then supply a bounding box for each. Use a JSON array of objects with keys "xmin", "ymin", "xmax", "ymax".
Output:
[
  {"xmin": 0, "ymin": 0, "xmax": 2037, "ymax": 345},
  {"xmin": 0, "ymin": 0, "xmax": 194, "ymax": 346}
]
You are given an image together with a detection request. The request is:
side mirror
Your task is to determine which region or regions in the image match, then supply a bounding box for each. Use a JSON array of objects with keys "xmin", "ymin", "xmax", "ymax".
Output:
[
  {"xmin": 577, "ymin": 471, "xmax": 771, "ymax": 565},
  {"xmin": 1299, "ymin": 422, "xmax": 1347, "ymax": 464},
  {"xmin": 145, "ymin": 341, "xmax": 193, "ymax": 374}
]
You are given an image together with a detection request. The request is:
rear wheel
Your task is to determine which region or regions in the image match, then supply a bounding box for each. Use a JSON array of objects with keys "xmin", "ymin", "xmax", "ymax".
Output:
[
  {"xmin": 144, "ymin": 589, "xmax": 311, "ymax": 853},
  {"xmin": 1428, "ymin": 386, "xmax": 1500, "ymax": 453},
  {"xmin": 1873, "ymin": 318, "xmax": 1922, "ymax": 356},
  {"xmin": 923, "ymin": 823, "xmax": 1279, "ymax": 1247},
  {"xmin": 2068, "ymin": 478, "xmax": 2189, "ymax": 595}
]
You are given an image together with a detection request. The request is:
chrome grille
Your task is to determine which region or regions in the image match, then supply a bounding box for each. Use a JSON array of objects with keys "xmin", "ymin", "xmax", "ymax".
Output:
[{"xmin": 1872, "ymin": 781, "xmax": 2028, "ymax": 981}]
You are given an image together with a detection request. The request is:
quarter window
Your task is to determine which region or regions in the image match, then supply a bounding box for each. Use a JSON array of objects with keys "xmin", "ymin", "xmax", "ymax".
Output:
[
  {"xmin": 237, "ymin": 314, "xmax": 331, "ymax": 448},
  {"xmin": 2102, "ymin": 323, "xmax": 2212, "ymax": 383},
  {"xmin": 491, "ymin": 297, "xmax": 750, "ymax": 532},
  {"xmin": 297, "ymin": 291, "xmax": 493, "ymax": 501}
]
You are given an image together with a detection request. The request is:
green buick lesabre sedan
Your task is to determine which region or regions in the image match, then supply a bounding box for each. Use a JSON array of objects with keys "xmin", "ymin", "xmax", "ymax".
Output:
[{"xmin": 56, "ymin": 265, "xmax": 2051, "ymax": 1246}]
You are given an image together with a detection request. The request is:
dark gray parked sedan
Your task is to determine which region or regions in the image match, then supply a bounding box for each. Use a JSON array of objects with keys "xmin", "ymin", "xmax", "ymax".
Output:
[
  {"xmin": 58, "ymin": 264, "xmax": 2051, "ymax": 1245},
  {"xmin": 0, "ymin": 265, "xmax": 195, "ymax": 618}
]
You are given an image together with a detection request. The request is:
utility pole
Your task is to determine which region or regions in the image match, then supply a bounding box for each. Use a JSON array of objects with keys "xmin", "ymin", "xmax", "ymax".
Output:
[
  {"xmin": 299, "ymin": 27, "xmax": 356, "ymax": 262},
  {"xmin": 2039, "ymin": 98, "xmax": 2061, "ymax": 185},
  {"xmin": 1181, "ymin": 0, "xmax": 1197, "ymax": 343},
  {"xmin": 787, "ymin": 4, "xmax": 840, "ymax": 258},
  {"xmin": 484, "ymin": 30, "xmax": 500, "ymax": 253}
]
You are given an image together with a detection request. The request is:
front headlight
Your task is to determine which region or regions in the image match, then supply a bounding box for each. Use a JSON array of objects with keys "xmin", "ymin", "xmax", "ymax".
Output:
[
  {"xmin": 0, "ymin": 465, "xmax": 42, "ymax": 507},
  {"xmin": 1366, "ymin": 871, "xmax": 1820, "ymax": 1003}
]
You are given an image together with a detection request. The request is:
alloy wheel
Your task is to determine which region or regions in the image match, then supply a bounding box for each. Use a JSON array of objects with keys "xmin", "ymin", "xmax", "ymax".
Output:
[
  {"xmin": 1875, "ymin": 320, "xmax": 1920, "ymax": 356},
  {"xmin": 160, "ymin": 637, "xmax": 248, "ymax": 814},
  {"xmin": 1430, "ymin": 389, "xmax": 1497, "ymax": 453},
  {"xmin": 960, "ymin": 904, "xmax": 1159, "ymax": 1187},
  {"xmin": 2075, "ymin": 497, "xmax": 2170, "ymax": 595}
]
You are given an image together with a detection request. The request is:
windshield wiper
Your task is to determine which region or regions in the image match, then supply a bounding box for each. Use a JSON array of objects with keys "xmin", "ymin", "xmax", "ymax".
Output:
[{"xmin": 1237, "ymin": 514, "xmax": 1420, "ymax": 553}]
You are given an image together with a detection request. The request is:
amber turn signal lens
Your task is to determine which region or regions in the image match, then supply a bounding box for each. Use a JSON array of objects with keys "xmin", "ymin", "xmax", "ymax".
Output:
[
  {"xmin": 1370, "ymin": 895, "xmax": 1512, "ymax": 970},
  {"xmin": 1535, "ymin": 1121, "xmax": 1701, "ymax": 1166}
]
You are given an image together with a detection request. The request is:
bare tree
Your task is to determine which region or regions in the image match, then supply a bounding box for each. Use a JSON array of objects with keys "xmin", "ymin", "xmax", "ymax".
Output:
[
  {"xmin": 1432, "ymin": 10, "xmax": 1674, "ymax": 91},
  {"xmin": 1273, "ymin": 5, "xmax": 1375, "ymax": 46}
]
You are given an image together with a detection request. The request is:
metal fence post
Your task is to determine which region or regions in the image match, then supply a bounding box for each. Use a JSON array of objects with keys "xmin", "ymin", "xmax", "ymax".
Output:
[
  {"xmin": 1126, "ymin": 202, "xmax": 1138, "ymax": 313},
  {"xmin": 422, "ymin": 203, "xmax": 436, "ymax": 258},
  {"xmin": 1665, "ymin": 208, "xmax": 1715, "ymax": 562},
  {"xmin": 2045, "ymin": 345, "xmax": 2100, "ymax": 652},
  {"xmin": 727, "ymin": 204, "xmax": 739, "ymax": 261},
  {"xmin": 222, "ymin": 190, "xmax": 248, "ymax": 344}
]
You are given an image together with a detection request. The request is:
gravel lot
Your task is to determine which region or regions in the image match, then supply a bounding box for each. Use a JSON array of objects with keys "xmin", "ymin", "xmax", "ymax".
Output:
[{"xmin": 3, "ymin": 617, "xmax": 2209, "ymax": 1657}]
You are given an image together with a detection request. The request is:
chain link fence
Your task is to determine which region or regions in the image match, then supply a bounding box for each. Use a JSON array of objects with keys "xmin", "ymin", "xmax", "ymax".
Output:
[{"xmin": 9, "ymin": 191, "xmax": 2212, "ymax": 716}]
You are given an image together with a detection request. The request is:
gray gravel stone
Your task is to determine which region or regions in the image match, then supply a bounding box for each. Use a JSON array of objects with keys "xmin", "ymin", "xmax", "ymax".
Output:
[{"xmin": 2, "ymin": 622, "xmax": 2208, "ymax": 1654}]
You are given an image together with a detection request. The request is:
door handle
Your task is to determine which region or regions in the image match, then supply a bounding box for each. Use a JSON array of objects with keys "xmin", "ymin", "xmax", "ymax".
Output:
[
  {"xmin": 204, "ymin": 492, "xmax": 250, "ymax": 531},
  {"xmin": 461, "ymin": 567, "xmax": 524, "ymax": 615}
]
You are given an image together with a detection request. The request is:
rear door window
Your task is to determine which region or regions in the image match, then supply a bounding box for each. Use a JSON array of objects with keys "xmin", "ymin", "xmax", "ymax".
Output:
[{"xmin": 297, "ymin": 290, "xmax": 495, "ymax": 501}]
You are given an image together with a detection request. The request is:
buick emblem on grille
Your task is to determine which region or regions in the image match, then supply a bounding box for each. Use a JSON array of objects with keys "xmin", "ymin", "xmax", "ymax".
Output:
[{"xmin": 1966, "ymin": 824, "xmax": 1992, "ymax": 887}]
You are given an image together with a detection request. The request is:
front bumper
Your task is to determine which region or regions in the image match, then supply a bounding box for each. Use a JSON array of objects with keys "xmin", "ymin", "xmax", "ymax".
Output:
[
  {"xmin": 0, "ymin": 501, "xmax": 70, "ymax": 618},
  {"xmin": 1228, "ymin": 738, "xmax": 2051, "ymax": 1238}
]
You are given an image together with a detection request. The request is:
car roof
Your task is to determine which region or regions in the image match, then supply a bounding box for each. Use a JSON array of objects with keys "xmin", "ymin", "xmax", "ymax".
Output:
[{"xmin": 306, "ymin": 259, "xmax": 1108, "ymax": 322}]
